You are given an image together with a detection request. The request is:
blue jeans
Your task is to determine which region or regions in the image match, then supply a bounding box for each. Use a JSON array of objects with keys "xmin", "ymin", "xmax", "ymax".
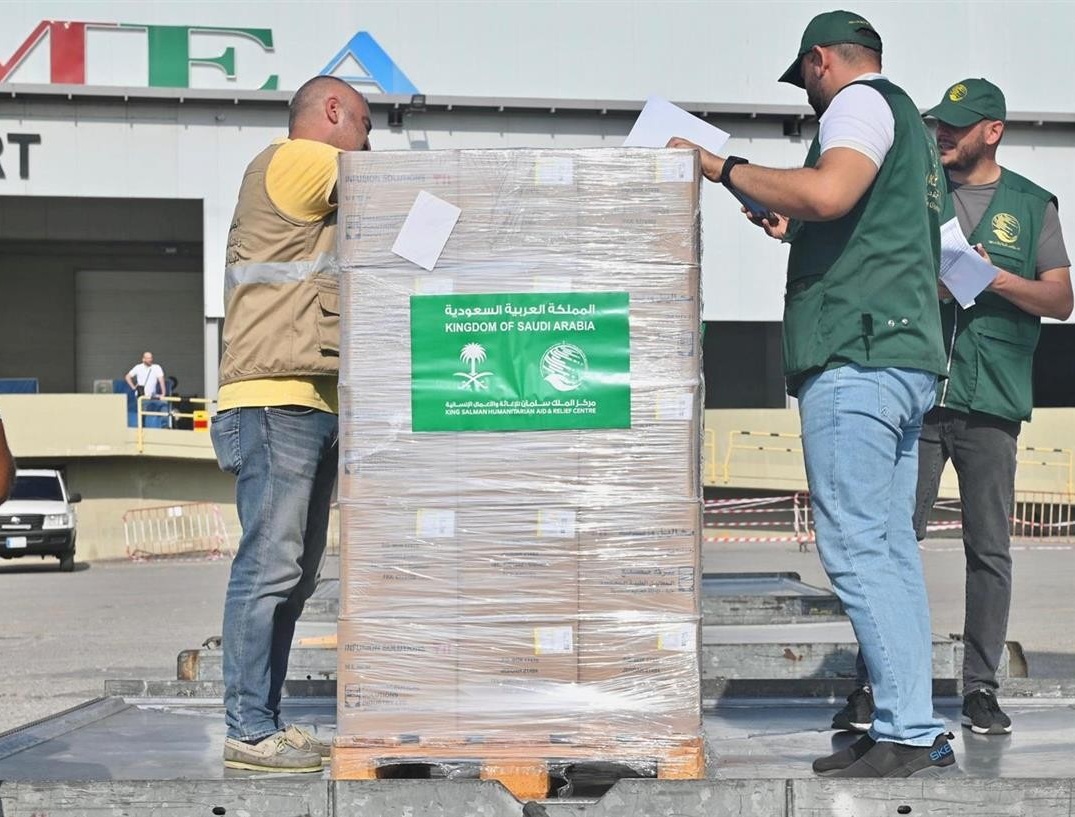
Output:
[
  {"xmin": 798, "ymin": 364, "xmax": 944, "ymax": 746},
  {"xmin": 211, "ymin": 406, "xmax": 338, "ymax": 741}
]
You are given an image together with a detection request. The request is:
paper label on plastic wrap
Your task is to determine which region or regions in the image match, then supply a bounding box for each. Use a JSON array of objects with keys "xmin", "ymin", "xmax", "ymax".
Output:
[
  {"xmin": 533, "ymin": 157, "xmax": 574, "ymax": 185},
  {"xmin": 415, "ymin": 276, "xmax": 454, "ymax": 295},
  {"xmin": 535, "ymin": 277, "xmax": 573, "ymax": 293},
  {"xmin": 410, "ymin": 292, "xmax": 631, "ymax": 432},
  {"xmin": 534, "ymin": 626, "xmax": 574, "ymax": 655},
  {"xmin": 416, "ymin": 509, "xmax": 455, "ymax": 538},
  {"xmin": 537, "ymin": 509, "xmax": 576, "ymax": 538},
  {"xmin": 674, "ymin": 329, "xmax": 696, "ymax": 357},
  {"xmin": 655, "ymin": 391, "xmax": 694, "ymax": 421},
  {"xmin": 656, "ymin": 154, "xmax": 694, "ymax": 183},
  {"xmin": 657, "ymin": 622, "xmax": 697, "ymax": 652}
]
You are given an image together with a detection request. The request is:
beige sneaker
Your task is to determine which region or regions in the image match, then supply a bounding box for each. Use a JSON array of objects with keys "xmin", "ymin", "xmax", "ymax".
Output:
[
  {"xmin": 283, "ymin": 724, "xmax": 332, "ymax": 759},
  {"xmin": 223, "ymin": 731, "xmax": 323, "ymax": 773}
]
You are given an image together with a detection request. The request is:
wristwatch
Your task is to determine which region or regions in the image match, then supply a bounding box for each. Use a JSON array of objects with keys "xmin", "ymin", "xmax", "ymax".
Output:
[{"xmin": 720, "ymin": 156, "xmax": 749, "ymax": 187}]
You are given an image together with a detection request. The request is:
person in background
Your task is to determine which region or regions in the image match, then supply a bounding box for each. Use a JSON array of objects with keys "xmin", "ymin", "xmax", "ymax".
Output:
[
  {"xmin": 832, "ymin": 77, "xmax": 1073, "ymax": 738},
  {"xmin": 125, "ymin": 351, "xmax": 166, "ymax": 399}
]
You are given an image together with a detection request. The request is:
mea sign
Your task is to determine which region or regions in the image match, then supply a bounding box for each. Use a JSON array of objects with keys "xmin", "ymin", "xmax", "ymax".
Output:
[
  {"xmin": 0, "ymin": 133, "xmax": 40, "ymax": 180},
  {"xmin": 0, "ymin": 21, "xmax": 418, "ymax": 94}
]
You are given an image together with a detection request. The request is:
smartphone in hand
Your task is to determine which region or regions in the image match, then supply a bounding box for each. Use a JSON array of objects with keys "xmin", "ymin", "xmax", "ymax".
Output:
[{"xmin": 726, "ymin": 183, "xmax": 776, "ymax": 223}]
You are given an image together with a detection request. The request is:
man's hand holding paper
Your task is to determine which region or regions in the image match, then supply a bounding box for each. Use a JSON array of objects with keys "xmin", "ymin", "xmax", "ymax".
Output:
[{"xmin": 938, "ymin": 217, "xmax": 1001, "ymax": 308}]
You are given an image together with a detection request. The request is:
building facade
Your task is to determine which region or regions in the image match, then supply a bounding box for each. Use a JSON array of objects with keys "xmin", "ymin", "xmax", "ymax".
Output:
[{"xmin": 1, "ymin": 0, "xmax": 1073, "ymax": 408}]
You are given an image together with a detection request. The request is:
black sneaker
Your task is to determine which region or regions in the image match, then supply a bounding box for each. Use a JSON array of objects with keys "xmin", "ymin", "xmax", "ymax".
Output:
[
  {"xmin": 831, "ymin": 684, "xmax": 874, "ymax": 732},
  {"xmin": 827, "ymin": 732, "xmax": 957, "ymax": 778},
  {"xmin": 812, "ymin": 734, "xmax": 876, "ymax": 774},
  {"xmin": 962, "ymin": 689, "xmax": 1012, "ymax": 735}
]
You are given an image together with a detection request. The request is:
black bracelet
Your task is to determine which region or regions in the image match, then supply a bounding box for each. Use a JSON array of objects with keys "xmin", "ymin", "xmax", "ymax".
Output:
[{"xmin": 721, "ymin": 156, "xmax": 749, "ymax": 187}]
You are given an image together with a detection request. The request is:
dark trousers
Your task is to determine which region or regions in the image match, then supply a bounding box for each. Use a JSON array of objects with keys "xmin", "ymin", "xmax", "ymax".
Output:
[{"xmin": 913, "ymin": 406, "xmax": 1020, "ymax": 693}]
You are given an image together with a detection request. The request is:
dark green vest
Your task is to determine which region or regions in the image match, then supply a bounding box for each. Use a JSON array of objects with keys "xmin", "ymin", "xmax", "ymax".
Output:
[
  {"xmin": 938, "ymin": 168, "xmax": 1055, "ymax": 422},
  {"xmin": 782, "ymin": 79, "xmax": 946, "ymax": 396}
]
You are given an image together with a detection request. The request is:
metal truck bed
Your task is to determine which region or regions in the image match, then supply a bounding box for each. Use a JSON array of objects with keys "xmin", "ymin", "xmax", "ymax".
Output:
[{"xmin": 2, "ymin": 693, "xmax": 1074, "ymax": 816}]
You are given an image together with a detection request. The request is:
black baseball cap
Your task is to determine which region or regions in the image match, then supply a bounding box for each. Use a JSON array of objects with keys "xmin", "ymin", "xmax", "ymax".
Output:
[
  {"xmin": 778, "ymin": 10, "xmax": 883, "ymax": 87},
  {"xmin": 924, "ymin": 78, "xmax": 1007, "ymax": 127}
]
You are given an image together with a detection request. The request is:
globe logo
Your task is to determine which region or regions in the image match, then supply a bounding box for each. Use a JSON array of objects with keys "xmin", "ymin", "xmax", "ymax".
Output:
[{"xmin": 540, "ymin": 343, "xmax": 588, "ymax": 392}]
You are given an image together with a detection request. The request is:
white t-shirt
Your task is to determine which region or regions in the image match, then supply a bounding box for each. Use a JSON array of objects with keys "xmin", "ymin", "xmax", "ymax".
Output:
[
  {"xmin": 818, "ymin": 72, "xmax": 895, "ymax": 169},
  {"xmin": 128, "ymin": 363, "xmax": 165, "ymax": 397}
]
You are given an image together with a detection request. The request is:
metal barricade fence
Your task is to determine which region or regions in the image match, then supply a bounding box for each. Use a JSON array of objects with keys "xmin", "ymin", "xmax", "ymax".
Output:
[
  {"xmin": 123, "ymin": 502, "xmax": 233, "ymax": 561},
  {"xmin": 136, "ymin": 395, "xmax": 215, "ymax": 453},
  {"xmin": 705, "ymin": 491, "xmax": 1075, "ymax": 550},
  {"xmin": 703, "ymin": 428, "xmax": 719, "ymax": 485},
  {"xmin": 1011, "ymin": 491, "xmax": 1075, "ymax": 544},
  {"xmin": 703, "ymin": 493, "xmax": 815, "ymax": 551},
  {"xmin": 721, "ymin": 429, "xmax": 803, "ymax": 484}
]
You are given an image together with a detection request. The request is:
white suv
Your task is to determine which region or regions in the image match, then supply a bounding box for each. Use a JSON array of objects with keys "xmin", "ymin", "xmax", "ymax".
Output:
[{"xmin": 0, "ymin": 469, "xmax": 81, "ymax": 572}]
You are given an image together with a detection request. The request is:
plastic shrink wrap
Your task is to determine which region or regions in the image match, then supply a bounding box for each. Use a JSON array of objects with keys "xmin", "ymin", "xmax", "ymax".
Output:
[{"xmin": 333, "ymin": 149, "xmax": 704, "ymax": 783}]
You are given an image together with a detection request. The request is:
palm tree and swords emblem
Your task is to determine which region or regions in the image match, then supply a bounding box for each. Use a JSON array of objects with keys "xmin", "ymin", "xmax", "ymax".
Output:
[{"xmin": 454, "ymin": 343, "xmax": 494, "ymax": 390}]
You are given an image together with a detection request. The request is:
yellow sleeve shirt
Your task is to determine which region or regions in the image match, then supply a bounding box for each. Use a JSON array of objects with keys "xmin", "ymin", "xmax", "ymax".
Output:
[
  {"xmin": 217, "ymin": 138, "xmax": 343, "ymax": 414},
  {"xmin": 265, "ymin": 137, "xmax": 342, "ymax": 222}
]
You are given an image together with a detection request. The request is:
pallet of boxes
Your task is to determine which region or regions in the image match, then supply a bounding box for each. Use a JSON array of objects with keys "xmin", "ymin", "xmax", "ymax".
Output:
[{"xmin": 332, "ymin": 147, "xmax": 706, "ymax": 800}]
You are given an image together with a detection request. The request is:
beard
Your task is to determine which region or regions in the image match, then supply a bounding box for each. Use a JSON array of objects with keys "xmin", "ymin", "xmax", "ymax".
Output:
[
  {"xmin": 942, "ymin": 129, "xmax": 988, "ymax": 173},
  {"xmin": 807, "ymin": 86, "xmax": 827, "ymax": 117},
  {"xmin": 804, "ymin": 75, "xmax": 828, "ymax": 117}
]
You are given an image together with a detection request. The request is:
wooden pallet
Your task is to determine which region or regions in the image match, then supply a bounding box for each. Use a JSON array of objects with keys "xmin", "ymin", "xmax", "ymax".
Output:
[{"xmin": 331, "ymin": 736, "xmax": 705, "ymax": 800}]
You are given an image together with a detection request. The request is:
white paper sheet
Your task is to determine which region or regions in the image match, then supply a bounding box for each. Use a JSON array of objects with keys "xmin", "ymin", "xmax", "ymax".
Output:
[
  {"xmin": 939, "ymin": 217, "xmax": 998, "ymax": 308},
  {"xmin": 624, "ymin": 96, "xmax": 731, "ymax": 156},
  {"xmin": 391, "ymin": 191, "xmax": 462, "ymax": 271}
]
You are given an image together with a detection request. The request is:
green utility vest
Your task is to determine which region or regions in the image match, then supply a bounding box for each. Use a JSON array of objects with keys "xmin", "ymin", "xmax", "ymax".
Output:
[
  {"xmin": 782, "ymin": 79, "xmax": 946, "ymax": 396},
  {"xmin": 938, "ymin": 169, "xmax": 1055, "ymax": 422}
]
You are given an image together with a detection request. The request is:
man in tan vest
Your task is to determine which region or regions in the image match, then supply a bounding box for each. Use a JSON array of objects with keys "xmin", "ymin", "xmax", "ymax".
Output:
[{"xmin": 210, "ymin": 75, "xmax": 371, "ymax": 773}]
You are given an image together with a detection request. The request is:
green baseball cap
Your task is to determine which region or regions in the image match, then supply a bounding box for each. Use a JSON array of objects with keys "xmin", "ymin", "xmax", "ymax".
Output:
[
  {"xmin": 778, "ymin": 10, "xmax": 883, "ymax": 87},
  {"xmin": 924, "ymin": 78, "xmax": 1007, "ymax": 126}
]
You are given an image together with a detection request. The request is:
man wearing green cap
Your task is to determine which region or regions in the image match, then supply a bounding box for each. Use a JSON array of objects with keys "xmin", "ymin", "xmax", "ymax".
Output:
[
  {"xmin": 833, "ymin": 78, "xmax": 1073, "ymax": 738},
  {"xmin": 669, "ymin": 9, "xmax": 955, "ymax": 777}
]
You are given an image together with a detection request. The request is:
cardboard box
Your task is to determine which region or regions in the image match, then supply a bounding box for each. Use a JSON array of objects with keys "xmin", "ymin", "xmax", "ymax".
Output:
[
  {"xmin": 576, "ymin": 616, "xmax": 702, "ymax": 741},
  {"xmin": 339, "ymin": 502, "xmax": 580, "ymax": 619},
  {"xmin": 575, "ymin": 150, "xmax": 700, "ymax": 267},
  {"xmin": 337, "ymin": 618, "xmax": 458, "ymax": 739},
  {"xmin": 456, "ymin": 617, "xmax": 580, "ymax": 741},
  {"xmin": 336, "ymin": 428, "xmax": 583, "ymax": 506},
  {"xmin": 455, "ymin": 506, "xmax": 579, "ymax": 618},
  {"xmin": 338, "ymin": 504, "xmax": 461, "ymax": 619},
  {"xmin": 337, "ymin": 149, "xmax": 699, "ymax": 272},
  {"xmin": 579, "ymin": 418, "xmax": 702, "ymax": 503},
  {"xmin": 337, "ymin": 152, "xmax": 463, "ymax": 269},
  {"xmin": 578, "ymin": 502, "xmax": 701, "ymax": 616}
]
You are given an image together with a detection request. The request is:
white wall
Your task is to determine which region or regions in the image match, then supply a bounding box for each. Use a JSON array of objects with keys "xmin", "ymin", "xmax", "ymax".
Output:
[
  {"xmin": 2, "ymin": 101, "xmax": 1073, "ymax": 329},
  {"xmin": 4, "ymin": 1, "xmax": 1075, "ymax": 114}
]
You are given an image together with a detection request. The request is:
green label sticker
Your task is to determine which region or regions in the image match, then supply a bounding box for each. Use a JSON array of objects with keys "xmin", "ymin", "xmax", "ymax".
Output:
[{"xmin": 410, "ymin": 292, "xmax": 631, "ymax": 432}]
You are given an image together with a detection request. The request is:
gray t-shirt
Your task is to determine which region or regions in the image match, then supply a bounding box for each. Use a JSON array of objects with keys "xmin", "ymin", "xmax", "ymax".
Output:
[{"xmin": 950, "ymin": 179, "xmax": 1070, "ymax": 274}]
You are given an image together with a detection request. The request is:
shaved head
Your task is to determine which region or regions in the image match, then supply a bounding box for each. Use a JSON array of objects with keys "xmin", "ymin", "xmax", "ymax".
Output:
[{"xmin": 288, "ymin": 75, "xmax": 372, "ymax": 152}]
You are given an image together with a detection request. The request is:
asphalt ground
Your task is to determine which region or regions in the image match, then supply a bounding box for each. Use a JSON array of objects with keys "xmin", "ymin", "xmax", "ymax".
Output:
[{"xmin": 1, "ymin": 536, "xmax": 1072, "ymax": 735}]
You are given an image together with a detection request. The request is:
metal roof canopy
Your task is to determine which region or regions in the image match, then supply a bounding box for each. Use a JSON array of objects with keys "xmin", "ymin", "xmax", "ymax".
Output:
[{"xmin": 4, "ymin": 82, "xmax": 1075, "ymax": 126}]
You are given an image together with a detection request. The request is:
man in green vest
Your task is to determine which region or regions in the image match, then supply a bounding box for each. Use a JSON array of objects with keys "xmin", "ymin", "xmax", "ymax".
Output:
[
  {"xmin": 831, "ymin": 79, "xmax": 1073, "ymax": 738},
  {"xmin": 669, "ymin": 9, "xmax": 955, "ymax": 776}
]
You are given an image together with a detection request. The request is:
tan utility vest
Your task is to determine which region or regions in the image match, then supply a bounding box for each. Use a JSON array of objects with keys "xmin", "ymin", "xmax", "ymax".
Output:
[{"xmin": 218, "ymin": 141, "xmax": 340, "ymax": 386}]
